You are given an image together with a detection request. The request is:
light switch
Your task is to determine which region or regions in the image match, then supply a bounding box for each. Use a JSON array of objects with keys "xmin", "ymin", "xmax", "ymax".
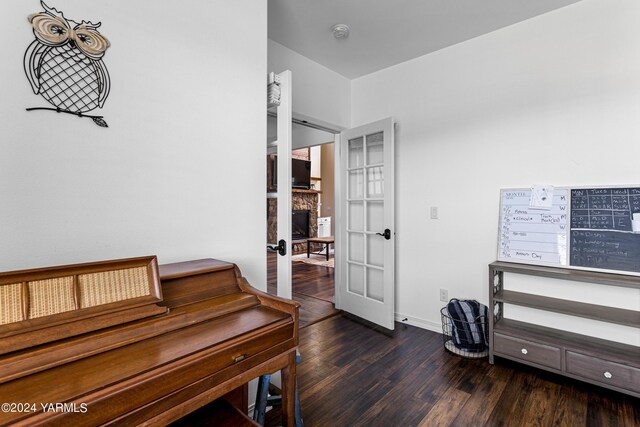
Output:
[{"xmin": 430, "ymin": 206, "xmax": 438, "ymax": 219}]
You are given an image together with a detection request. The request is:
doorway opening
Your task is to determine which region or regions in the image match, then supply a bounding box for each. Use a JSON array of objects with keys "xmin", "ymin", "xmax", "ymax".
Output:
[{"xmin": 266, "ymin": 114, "xmax": 340, "ymax": 327}]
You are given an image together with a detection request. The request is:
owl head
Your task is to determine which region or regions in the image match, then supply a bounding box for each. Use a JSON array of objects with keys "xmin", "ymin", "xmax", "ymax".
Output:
[{"xmin": 28, "ymin": 0, "xmax": 110, "ymax": 59}]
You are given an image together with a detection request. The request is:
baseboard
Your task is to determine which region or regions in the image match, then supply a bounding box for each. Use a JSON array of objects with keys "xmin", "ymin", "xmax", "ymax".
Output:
[
  {"xmin": 342, "ymin": 312, "xmax": 393, "ymax": 336},
  {"xmin": 340, "ymin": 311, "xmax": 442, "ymax": 334},
  {"xmin": 395, "ymin": 313, "xmax": 442, "ymax": 333}
]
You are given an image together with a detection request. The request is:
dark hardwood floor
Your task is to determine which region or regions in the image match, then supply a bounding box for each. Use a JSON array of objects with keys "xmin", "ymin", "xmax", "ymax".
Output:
[
  {"xmin": 287, "ymin": 256, "xmax": 335, "ymax": 303},
  {"xmin": 263, "ymin": 252, "xmax": 638, "ymax": 426},
  {"xmin": 267, "ymin": 251, "xmax": 339, "ymax": 328},
  {"xmin": 285, "ymin": 315, "xmax": 639, "ymax": 427}
]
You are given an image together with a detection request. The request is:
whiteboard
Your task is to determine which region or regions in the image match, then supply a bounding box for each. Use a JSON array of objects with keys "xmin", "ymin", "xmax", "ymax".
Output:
[{"xmin": 498, "ymin": 188, "xmax": 569, "ymax": 266}]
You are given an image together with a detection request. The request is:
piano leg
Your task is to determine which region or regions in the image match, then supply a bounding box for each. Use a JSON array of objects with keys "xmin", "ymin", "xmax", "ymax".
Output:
[{"xmin": 281, "ymin": 351, "xmax": 297, "ymax": 427}]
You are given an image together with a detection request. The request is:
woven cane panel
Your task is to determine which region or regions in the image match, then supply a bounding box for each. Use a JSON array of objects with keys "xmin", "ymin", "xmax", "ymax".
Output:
[
  {"xmin": 28, "ymin": 277, "xmax": 75, "ymax": 319},
  {"xmin": 79, "ymin": 267, "xmax": 150, "ymax": 308},
  {"xmin": 0, "ymin": 283, "xmax": 24, "ymax": 325}
]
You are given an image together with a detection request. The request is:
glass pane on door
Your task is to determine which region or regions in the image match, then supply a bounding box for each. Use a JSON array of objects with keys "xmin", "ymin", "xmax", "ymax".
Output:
[
  {"xmin": 366, "ymin": 201, "xmax": 384, "ymax": 232},
  {"xmin": 366, "ymin": 132, "xmax": 384, "ymax": 165},
  {"xmin": 348, "ymin": 201, "xmax": 364, "ymax": 231},
  {"xmin": 366, "ymin": 166, "xmax": 384, "ymax": 198},
  {"xmin": 348, "ymin": 232, "xmax": 364, "ymax": 263},
  {"xmin": 367, "ymin": 235, "xmax": 384, "ymax": 268},
  {"xmin": 366, "ymin": 267, "xmax": 384, "ymax": 302},
  {"xmin": 349, "ymin": 137, "xmax": 364, "ymax": 168},
  {"xmin": 349, "ymin": 170, "xmax": 364, "ymax": 199},
  {"xmin": 348, "ymin": 263, "xmax": 364, "ymax": 296}
]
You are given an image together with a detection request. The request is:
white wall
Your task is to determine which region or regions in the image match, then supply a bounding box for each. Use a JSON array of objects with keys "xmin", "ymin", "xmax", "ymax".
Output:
[
  {"xmin": 269, "ymin": 39, "xmax": 350, "ymax": 130},
  {"xmin": 320, "ymin": 143, "xmax": 335, "ymax": 235},
  {"xmin": 351, "ymin": 0, "xmax": 640, "ymax": 342},
  {"xmin": 0, "ymin": 0, "xmax": 267, "ymax": 288}
]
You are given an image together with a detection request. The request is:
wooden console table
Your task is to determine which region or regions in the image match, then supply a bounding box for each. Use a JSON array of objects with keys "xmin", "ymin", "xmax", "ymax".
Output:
[
  {"xmin": 489, "ymin": 261, "xmax": 640, "ymax": 398},
  {"xmin": 307, "ymin": 236, "xmax": 334, "ymax": 261}
]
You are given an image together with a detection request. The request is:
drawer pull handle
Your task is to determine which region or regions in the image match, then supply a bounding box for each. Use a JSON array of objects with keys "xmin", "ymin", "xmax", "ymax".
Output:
[
  {"xmin": 233, "ymin": 354, "xmax": 246, "ymax": 363},
  {"xmin": 603, "ymin": 371, "xmax": 612, "ymax": 379},
  {"xmin": 521, "ymin": 348, "xmax": 528, "ymax": 355}
]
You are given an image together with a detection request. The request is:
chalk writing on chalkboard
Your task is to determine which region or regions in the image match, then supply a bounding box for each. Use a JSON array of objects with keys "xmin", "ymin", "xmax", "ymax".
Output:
[
  {"xmin": 570, "ymin": 188, "xmax": 640, "ymax": 273},
  {"xmin": 499, "ymin": 189, "xmax": 568, "ymax": 266}
]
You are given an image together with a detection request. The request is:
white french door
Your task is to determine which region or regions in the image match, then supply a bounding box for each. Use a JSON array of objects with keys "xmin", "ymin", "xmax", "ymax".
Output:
[
  {"xmin": 268, "ymin": 70, "xmax": 292, "ymax": 299},
  {"xmin": 335, "ymin": 118, "xmax": 395, "ymax": 330}
]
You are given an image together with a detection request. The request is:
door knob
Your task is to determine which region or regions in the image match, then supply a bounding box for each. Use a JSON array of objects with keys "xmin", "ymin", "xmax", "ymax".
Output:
[
  {"xmin": 267, "ymin": 239, "xmax": 287, "ymax": 256},
  {"xmin": 376, "ymin": 229, "xmax": 391, "ymax": 240}
]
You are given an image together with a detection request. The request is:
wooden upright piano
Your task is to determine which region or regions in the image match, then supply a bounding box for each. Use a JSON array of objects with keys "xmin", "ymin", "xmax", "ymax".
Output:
[{"xmin": 0, "ymin": 256, "xmax": 299, "ymax": 426}]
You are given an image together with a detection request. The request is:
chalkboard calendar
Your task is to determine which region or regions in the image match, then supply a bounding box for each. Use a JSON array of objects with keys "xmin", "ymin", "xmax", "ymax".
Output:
[
  {"xmin": 498, "ymin": 186, "xmax": 640, "ymax": 275},
  {"xmin": 570, "ymin": 188, "xmax": 640, "ymax": 273}
]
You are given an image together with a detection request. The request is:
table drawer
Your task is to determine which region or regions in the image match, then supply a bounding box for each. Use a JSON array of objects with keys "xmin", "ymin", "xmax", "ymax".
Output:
[
  {"xmin": 494, "ymin": 333, "xmax": 561, "ymax": 370},
  {"xmin": 566, "ymin": 351, "xmax": 640, "ymax": 394}
]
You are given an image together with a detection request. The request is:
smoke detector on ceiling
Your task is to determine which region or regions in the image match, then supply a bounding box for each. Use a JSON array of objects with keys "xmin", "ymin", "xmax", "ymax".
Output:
[{"xmin": 331, "ymin": 24, "xmax": 350, "ymax": 40}]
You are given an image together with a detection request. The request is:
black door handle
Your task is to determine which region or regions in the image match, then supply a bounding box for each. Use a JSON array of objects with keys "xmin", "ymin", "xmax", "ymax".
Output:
[
  {"xmin": 267, "ymin": 239, "xmax": 287, "ymax": 256},
  {"xmin": 376, "ymin": 229, "xmax": 391, "ymax": 240}
]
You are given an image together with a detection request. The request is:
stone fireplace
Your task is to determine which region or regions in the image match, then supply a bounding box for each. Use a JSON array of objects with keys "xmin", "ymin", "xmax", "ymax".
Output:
[
  {"xmin": 267, "ymin": 189, "xmax": 319, "ymax": 254},
  {"xmin": 267, "ymin": 148, "xmax": 321, "ymax": 254}
]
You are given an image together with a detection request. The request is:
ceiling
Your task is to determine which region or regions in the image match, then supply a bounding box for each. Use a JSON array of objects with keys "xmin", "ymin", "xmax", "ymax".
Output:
[{"xmin": 268, "ymin": 0, "xmax": 582, "ymax": 79}]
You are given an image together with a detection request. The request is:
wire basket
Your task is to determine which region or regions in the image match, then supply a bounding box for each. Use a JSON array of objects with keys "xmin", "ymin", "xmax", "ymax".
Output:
[{"xmin": 440, "ymin": 306, "xmax": 489, "ymax": 359}]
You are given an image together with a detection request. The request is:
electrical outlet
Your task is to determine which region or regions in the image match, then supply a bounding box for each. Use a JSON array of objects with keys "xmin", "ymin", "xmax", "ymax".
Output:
[{"xmin": 439, "ymin": 288, "xmax": 448, "ymax": 302}]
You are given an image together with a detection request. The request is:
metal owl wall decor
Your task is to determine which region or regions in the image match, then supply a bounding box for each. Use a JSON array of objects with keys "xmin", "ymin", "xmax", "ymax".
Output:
[{"xmin": 24, "ymin": 1, "xmax": 111, "ymax": 127}]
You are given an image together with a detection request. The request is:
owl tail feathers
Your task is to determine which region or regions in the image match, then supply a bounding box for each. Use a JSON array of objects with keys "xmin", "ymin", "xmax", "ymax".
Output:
[{"xmin": 25, "ymin": 107, "xmax": 109, "ymax": 128}]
